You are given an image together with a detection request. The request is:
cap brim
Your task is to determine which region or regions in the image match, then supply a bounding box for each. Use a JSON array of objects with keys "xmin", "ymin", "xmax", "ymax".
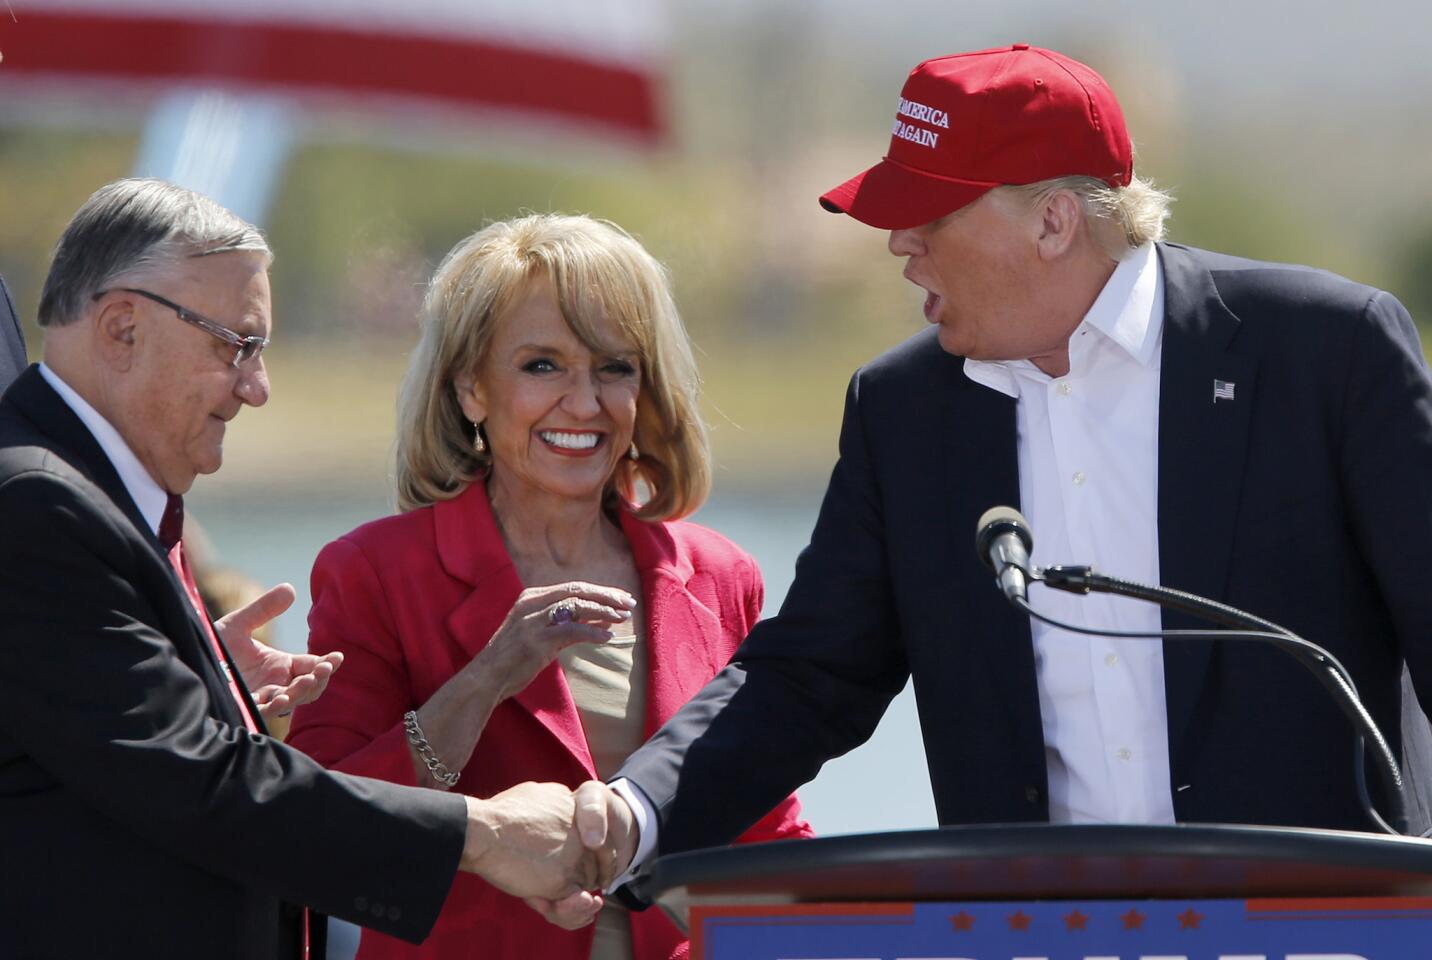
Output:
[{"xmin": 819, "ymin": 158, "xmax": 999, "ymax": 230}]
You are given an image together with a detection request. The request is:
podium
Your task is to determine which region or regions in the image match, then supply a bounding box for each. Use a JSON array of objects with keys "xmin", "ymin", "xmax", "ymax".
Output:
[{"xmin": 641, "ymin": 824, "xmax": 1432, "ymax": 958}]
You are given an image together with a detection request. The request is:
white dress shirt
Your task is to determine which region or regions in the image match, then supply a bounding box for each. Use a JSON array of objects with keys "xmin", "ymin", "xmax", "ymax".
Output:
[
  {"xmin": 37, "ymin": 362, "xmax": 167, "ymax": 536},
  {"xmin": 964, "ymin": 241, "xmax": 1174, "ymax": 824},
  {"xmin": 615, "ymin": 243, "xmax": 1176, "ymax": 882}
]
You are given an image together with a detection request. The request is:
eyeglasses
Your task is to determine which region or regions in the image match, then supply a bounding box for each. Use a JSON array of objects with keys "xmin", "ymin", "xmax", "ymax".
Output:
[{"xmin": 93, "ymin": 287, "xmax": 270, "ymax": 367}]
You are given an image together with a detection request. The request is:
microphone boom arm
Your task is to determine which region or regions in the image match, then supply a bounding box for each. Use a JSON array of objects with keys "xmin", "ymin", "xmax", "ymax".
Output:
[{"xmin": 1038, "ymin": 564, "xmax": 1409, "ymax": 836}]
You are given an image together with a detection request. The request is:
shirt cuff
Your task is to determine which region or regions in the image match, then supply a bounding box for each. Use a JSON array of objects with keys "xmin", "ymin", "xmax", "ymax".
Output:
[{"xmin": 606, "ymin": 777, "xmax": 658, "ymax": 893}]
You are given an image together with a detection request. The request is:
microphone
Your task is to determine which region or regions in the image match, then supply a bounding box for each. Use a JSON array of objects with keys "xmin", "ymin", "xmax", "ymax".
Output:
[{"xmin": 974, "ymin": 506, "xmax": 1034, "ymax": 603}]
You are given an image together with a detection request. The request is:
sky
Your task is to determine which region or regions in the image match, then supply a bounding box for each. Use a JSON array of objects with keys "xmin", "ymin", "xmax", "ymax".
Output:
[{"xmin": 693, "ymin": 0, "xmax": 1432, "ymax": 106}]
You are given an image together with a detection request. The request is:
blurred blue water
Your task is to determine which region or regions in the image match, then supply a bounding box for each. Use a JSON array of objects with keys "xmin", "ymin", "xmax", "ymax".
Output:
[{"xmin": 188, "ymin": 485, "xmax": 938, "ymax": 840}]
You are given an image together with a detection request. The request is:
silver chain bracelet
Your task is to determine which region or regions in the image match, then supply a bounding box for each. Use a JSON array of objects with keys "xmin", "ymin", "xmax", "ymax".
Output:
[{"xmin": 403, "ymin": 710, "xmax": 460, "ymax": 787}]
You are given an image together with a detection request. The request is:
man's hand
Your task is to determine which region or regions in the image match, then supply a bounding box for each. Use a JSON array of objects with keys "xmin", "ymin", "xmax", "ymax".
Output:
[
  {"xmin": 523, "ymin": 780, "xmax": 639, "ymax": 930},
  {"xmin": 462, "ymin": 781, "xmax": 640, "ymax": 930},
  {"xmin": 462, "ymin": 782, "xmax": 603, "ymax": 924},
  {"xmin": 214, "ymin": 582, "xmax": 343, "ymax": 722},
  {"xmin": 574, "ymin": 780, "xmax": 638, "ymax": 885}
]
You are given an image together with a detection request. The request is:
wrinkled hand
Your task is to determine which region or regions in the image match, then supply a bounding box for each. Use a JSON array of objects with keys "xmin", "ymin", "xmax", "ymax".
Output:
[
  {"xmin": 462, "ymin": 782, "xmax": 602, "ymax": 918},
  {"xmin": 214, "ymin": 582, "xmax": 344, "ymax": 723},
  {"xmin": 474, "ymin": 583, "xmax": 636, "ymax": 704},
  {"xmin": 524, "ymin": 781, "xmax": 639, "ymax": 930}
]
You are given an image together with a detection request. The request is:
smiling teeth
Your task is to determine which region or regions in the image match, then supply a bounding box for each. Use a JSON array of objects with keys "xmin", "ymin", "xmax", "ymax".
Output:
[{"xmin": 541, "ymin": 431, "xmax": 600, "ymax": 449}]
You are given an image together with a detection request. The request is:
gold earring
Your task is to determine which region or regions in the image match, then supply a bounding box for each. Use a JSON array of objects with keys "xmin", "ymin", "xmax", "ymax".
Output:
[
  {"xmin": 473, "ymin": 422, "xmax": 487, "ymax": 455},
  {"xmin": 627, "ymin": 441, "xmax": 639, "ymax": 461}
]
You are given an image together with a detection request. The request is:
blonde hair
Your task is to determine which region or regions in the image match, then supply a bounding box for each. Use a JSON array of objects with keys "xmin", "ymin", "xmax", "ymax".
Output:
[
  {"xmin": 395, "ymin": 214, "xmax": 710, "ymax": 521},
  {"xmin": 1002, "ymin": 173, "xmax": 1173, "ymax": 259}
]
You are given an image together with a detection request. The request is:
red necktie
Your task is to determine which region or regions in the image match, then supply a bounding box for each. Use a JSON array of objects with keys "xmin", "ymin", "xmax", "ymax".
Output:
[
  {"xmin": 159, "ymin": 496, "xmax": 310, "ymax": 956},
  {"xmin": 159, "ymin": 495, "xmax": 258, "ymax": 734}
]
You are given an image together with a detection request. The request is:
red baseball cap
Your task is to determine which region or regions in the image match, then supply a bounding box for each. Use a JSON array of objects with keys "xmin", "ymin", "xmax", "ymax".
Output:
[{"xmin": 820, "ymin": 44, "xmax": 1133, "ymax": 230}]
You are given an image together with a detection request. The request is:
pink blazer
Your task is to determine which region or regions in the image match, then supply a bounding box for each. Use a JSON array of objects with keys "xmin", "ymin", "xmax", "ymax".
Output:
[{"xmin": 288, "ymin": 483, "xmax": 813, "ymax": 960}]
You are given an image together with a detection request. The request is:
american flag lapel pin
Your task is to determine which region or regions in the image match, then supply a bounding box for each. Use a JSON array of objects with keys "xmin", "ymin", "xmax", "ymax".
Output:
[{"xmin": 1212, "ymin": 379, "xmax": 1236, "ymax": 403}]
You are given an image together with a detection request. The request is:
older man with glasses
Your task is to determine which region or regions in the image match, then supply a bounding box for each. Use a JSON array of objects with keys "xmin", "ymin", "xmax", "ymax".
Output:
[
  {"xmin": 0, "ymin": 178, "xmax": 623, "ymax": 960},
  {"xmin": 93, "ymin": 286, "xmax": 272, "ymax": 367}
]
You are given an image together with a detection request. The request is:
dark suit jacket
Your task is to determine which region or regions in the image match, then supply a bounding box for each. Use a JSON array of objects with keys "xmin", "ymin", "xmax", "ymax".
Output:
[
  {"xmin": 0, "ymin": 367, "xmax": 468, "ymax": 959},
  {"xmin": 618, "ymin": 242, "xmax": 1432, "ymax": 858},
  {"xmin": 0, "ymin": 275, "xmax": 27, "ymax": 393}
]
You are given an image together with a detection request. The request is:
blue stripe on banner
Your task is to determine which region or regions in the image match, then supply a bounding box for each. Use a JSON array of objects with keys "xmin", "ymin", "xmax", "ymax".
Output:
[{"xmin": 695, "ymin": 896, "xmax": 1432, "ymax": 959}]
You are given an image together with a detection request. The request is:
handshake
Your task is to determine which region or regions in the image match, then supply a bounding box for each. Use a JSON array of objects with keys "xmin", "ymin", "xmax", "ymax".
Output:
[{"xmin": 458, "ymin": 779, "xmax": 639, "ymax": 928}]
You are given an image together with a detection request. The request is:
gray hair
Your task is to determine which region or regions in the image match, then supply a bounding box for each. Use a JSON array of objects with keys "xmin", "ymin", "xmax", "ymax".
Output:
[
  {"xmin": 38, "ymin": 178, "xmax": 271, "ymax": 328},
  {"xmin": 1001, "ymin": 173, "xmax": 1173, "ymax": 259}
]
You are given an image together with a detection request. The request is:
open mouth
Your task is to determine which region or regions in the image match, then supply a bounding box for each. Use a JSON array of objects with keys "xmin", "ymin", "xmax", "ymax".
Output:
[
  {"xmin": 922, "ymin": 289, "xmax": 943, "ymax": 321},
  {"xmin": 539, "ymin": 430, "xmax": 603, "ymax": 454}
]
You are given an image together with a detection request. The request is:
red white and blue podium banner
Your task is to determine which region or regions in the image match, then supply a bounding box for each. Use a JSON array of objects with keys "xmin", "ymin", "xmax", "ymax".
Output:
[
  {"xmin": 692, "ymin": 897, "xmax": 1432, "ymax": 959},
  {"xmin": 0, "ymin": 0, "xmax": 667, "ymax": 141}
]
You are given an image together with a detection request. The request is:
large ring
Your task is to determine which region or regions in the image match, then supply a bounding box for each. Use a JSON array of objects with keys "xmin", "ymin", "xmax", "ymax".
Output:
[{"xmin": 549, "ymin": 603, "xmax": 576, "ymax": 625}]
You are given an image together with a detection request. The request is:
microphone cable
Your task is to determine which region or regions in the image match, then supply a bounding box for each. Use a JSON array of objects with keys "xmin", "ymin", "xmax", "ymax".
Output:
[{"xmin": 1009, "ymin": 588, "xmax": 1408, "ymax": 837}]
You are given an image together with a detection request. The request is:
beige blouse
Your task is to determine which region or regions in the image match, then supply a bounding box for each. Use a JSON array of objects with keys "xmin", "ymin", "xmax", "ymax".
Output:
[{"xmin": 558, "ymin": 621, "xmax": 648, "ymax": 960}]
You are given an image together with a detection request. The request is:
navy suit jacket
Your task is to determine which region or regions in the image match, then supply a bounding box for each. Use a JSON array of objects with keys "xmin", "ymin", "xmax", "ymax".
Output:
[
  {"xmin": 0, "ymin": 368, "xmax": 468, "ymax": 959},
  {"xmin": 618, "ymin": 243, "xmax": 1432, "ymax": 857},
  {"xmin": 0, "ymin": 275, "xmax": 27, "ymax": 393}
]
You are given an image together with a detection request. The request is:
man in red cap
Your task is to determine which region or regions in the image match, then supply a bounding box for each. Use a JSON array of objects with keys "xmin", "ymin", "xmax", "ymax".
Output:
[{"xmin": 541, "ymin": 45, "xmax": 1432, "ymax": 900}]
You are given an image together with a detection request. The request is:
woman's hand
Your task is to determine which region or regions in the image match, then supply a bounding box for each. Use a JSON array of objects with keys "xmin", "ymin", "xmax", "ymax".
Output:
[
  {"xmin": 405, "ymin": 581, "xmax": 637, "ymax": 789},
  {"xmin": 471, "ymin": 582, "xmax": 637, "ymax": 703}
]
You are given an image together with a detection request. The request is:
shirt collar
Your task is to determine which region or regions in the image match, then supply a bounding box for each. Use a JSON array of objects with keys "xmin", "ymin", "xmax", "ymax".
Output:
[
  {"xmin": 963, "ymin": 242, "xmax": 1163, "ymax": 398},
  {"xmin": 38, "ymin": 362, "xmax": 168, "ymax": 536},
  {"xmin": 1083, "ymin": 240, "xmax": 1162, "ymax": 366}
]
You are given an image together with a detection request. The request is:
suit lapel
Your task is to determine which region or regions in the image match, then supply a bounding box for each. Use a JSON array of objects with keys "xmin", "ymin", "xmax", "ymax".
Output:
[
  {"xmin": 1155, "ymin": 244, "xmax": 1258, "ymax": 762},
  {"xmin": 6, "ymin": 367, "xmax": 154, "ymax": 542},
  {"xmin": 174, "ymin": 545, "xmax": 269, "ymax": 733},
  {"xmin": 438, "ymin": 485, "xmax": 595, "ymax": 773},
  {"xmin": 0, "ymin": 275, "xmax": 28, "ymax": 390},
  {"xmin": 7, "ymin": 368, "xmax": 254, "ymax": 728},
  {"xmin": 940, "ymin": 363, "xmax": 1042, "ymax": 750},
  {"xmin": 619, "ymin": 512, "xmax": 727, "ymax": 737},
  {"xmin": 212, "ymin": 627, "xmax": 269, "ymax": 734},
  {"xmin": 438, "ymin": 488, "xmax": 723, "ymax": 770}
]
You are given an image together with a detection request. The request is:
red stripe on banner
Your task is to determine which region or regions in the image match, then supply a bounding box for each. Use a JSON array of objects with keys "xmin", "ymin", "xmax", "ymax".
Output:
[
  {"xmin": 693, "ymin": 903, "xmax": 916, "ymax": 919},
  {"xmin": 0, "ymin": 11, "xmax": 662, "ymax": 139},
  {"xmin": 1248, "ymin": 896, "xmax": 1432, "ymax": 913},
  {"xmin": 690, "ymin": 904, "xmax": 915, "ymax": 960}
]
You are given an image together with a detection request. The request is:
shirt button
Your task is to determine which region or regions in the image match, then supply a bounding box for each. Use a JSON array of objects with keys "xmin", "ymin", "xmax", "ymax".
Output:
[
  {"xmin": 1056, "ymin": 381, "xmax": 1072, "ymax": 396},
  {"xmin": 1117, "ymin": 747, "xmax": 1133, "ymax": 761},
  {"xmin": 1104, "ymin": 652, "xmax": 1119, "ymax": 667},
  {"xmin": 1072, "ymin": 471, "xmax": 1087, "ymax": 486}
]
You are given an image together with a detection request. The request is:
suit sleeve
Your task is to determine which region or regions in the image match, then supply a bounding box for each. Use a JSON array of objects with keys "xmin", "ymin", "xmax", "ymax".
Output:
[
  {"xmin": 0, "ymin": 274, "xmax": 25, "ymax": 391},
  {"xmin": 727, "ymin": 556, "xmax": 816, "ymax": 845},
  {"xmin": 286, "ymin": 537, "xmax": 423, "ymax": 787},
  {"xmin": 617, "ymin": 372, "xmax": 909, "ymax": 857},
  {"xmin": 1337, "ymin": 292, "xmax": 1432, "ymax": 704},
  {"xmin": 0, "ymin": 469, "xmax": 465, "ymax": 943}
]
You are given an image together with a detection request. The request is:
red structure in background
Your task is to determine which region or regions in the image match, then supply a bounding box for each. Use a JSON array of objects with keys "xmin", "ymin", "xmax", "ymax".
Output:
[{"xmin": 0, "ymin": 3, "xmax": 665, "ymax": 143}]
